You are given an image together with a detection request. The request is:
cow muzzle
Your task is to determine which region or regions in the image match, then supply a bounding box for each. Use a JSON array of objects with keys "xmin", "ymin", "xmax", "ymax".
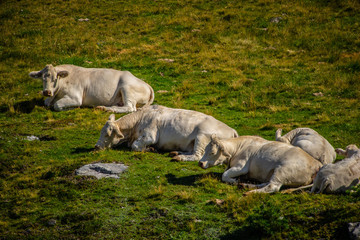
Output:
[
  {"xmin": 198, "ymin": 161, "xmax": 207, "ymax": 169},
  {"xmin": 43, "ymin": 89, "xmax": 52, "ymax": 96},
  {"xmin": 94, "ymin": 144, "xmax": 103, "ymax": 151}
]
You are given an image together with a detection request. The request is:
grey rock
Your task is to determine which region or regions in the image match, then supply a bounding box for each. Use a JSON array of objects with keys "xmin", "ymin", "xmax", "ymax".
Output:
[
  {"xmin": 47, "ymin": 219, "xmax": 57, "ymax": 226},
  {"xmin": 349, "ymin": 222, "xmax": 360, "ymax": 240},
  {"xmin": 76, "ymin": 163, "xmax": 128, "ymax": 179}
]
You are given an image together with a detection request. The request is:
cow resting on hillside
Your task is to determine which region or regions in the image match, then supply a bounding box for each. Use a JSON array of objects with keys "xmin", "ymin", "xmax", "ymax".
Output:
[
  {"xmin": 311, "ymin": 144, "xmax": 360, "ymax": 194},
  {"xmin": 29, "ymin": 64, "xmax": 154, "ymax": 112},
  {"xmin": 198, "ymin": 135, "xmax": 323, "ymax": 193},
  {"xmin": 95, "ymin": 105, "xmax": 238, "ymax": 161},
  {"xmin": 275, "ymin": 128, "xmax": 336, "ymax": 164}
]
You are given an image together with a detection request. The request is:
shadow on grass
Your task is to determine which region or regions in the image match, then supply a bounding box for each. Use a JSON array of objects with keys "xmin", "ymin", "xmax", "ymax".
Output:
[
  {"xmin": 71, "ymin": 147, "xmax": 95, "ymax": 154},
  {"xmin": 0, "ymin": 97, "xmax": 44, "ymax": 114},
  {"xmin": 166, "ymin": 172, "xmax": 222, "ymax": 186}
]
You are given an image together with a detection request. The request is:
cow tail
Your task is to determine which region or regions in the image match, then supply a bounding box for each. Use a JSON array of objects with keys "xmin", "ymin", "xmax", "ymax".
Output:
[
  {"xmin": 233, "ymin": 129, "xmax": 239, "ymax": 138},
  {"xmin": 145, "ymin": 84, "xmax": 155, "ymax": 107}
]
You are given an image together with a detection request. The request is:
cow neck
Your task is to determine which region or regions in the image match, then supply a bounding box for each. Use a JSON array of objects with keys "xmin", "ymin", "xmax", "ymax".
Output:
[
  {"xmin": 222, "ymin": 138, "xmax": 240, "ymax": 167},
  {"xmin": 282, "ymin": 128, "xmax": 303, "ymax": 143},
  {"xmin": 115, "ymin": 110, "xmax": 143, "ymax": 139}
]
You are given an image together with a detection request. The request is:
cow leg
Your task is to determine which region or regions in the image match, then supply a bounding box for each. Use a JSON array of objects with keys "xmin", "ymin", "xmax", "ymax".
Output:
[
  {"xmin": 44, "ymin": 97, "xmax": 54, "ymax": 107},
  {"xmin": 97, "ymin": 87, "xmax": 137, "ymax": 113},
  {"xmin": 239, "ymin": 182, "xmax": 268, "ymax": 190},
  {"xmin": 222, "ymin": 162, "xmax": 250, "ymax": 184},
  {"xmin": 172, "ymin": 134, "xmax": 208, "ymax": 162},
  {"xmin": 131, "ymin": 129, "xmax": 158, "ymax": 152},
  {"xmin": 246, "ymin": 182, "xmax": 283, "ymax": 194},
  {"xmin": 53, "ymin": 97, "xmax": 81, "ymax": 111},
  {"xmin": 96, "ymin": 104, "xmax": 136, "ymax": 113}
]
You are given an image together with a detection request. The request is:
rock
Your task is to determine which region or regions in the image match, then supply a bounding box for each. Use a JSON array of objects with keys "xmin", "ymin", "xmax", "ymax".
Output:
[
  {"xmin": 313, "ymin": 92, "xmax": 324, "ymax": 97},
  {"xmin": 75, "ymin": 163, "xmax": 128, "ymax": 179},
  {"xmin": 158, "ymin": 58, "xmax": 174, "ymax": 63},
  {"xmin": 349, "ymin": 222, "xmax": 360, "ymax": 240}
]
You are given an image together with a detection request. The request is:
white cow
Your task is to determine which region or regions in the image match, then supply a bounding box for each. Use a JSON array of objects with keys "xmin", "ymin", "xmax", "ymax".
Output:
[
  {"xmin": 275, "ymin": 128, "xmax": 336, "ymax": 164},
  {"xmin": 198, "ymin": 135, "xmax": 323, "ymax": 193},
  {"xmin": 95, "ymin": 105, "xmax": 238, "ymax": 161},
  {"xmin": 29, "ymin": 64, "xmax": 154, "ymax": 112},
  {"xmin": 311, "ymin": 144, "xmax": 360, "ymax": 194}
]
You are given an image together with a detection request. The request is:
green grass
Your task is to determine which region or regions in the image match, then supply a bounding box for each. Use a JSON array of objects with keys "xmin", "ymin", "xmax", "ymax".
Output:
[{"xmin": 1, "ymin": 0, "xmax": 360, "ymax": 239}]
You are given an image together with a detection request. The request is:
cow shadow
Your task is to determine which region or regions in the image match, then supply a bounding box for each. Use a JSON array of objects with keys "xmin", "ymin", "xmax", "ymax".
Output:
[
  {"xmin": 71, "ymin": 147, "xmax": 95, "ymax": 154},
  {"xmin": 165, "ymin": 172, "xmax": 222, "ymax": 186},
  {"xmin": 0, "ymin": 98, "xmax": 44, "ymax": 114}
]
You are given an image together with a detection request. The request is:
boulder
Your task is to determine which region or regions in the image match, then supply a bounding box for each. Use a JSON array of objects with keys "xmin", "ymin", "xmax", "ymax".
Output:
[
  {"xmin": 348, "ymin": 222, "xmax": 360, "ymax": 240},
  {"xmin": 76, "ymin": 163, "xmax": 128, "ymax": 179}
]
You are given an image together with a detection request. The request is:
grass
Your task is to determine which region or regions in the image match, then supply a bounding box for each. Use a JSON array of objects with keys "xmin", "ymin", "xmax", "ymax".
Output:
[{"xmin": 0, "ymin": 0, "xmax": 360, "ymax": 239}]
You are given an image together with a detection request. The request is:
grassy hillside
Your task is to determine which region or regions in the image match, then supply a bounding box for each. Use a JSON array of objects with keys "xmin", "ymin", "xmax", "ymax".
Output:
[{"xmin": 0, "ymin": 0, "xmax": 359, "ymax": 239}]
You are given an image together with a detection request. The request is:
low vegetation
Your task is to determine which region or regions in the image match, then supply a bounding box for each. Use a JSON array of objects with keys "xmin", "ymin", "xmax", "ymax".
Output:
[{"xmin": 0, "ymin": 0, "xmax": 359, "ymax": 239}]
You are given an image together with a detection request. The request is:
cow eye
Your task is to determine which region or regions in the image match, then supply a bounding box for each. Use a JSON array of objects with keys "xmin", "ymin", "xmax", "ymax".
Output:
[{"xmin": 211, "ymin": 146, "xmax": 218, "ymax": 155}]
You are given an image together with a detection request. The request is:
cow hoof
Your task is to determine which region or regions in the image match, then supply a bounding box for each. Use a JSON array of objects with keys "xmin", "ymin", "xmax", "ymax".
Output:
[
  {"xmin": 148, "ymin": 147, "xmax": 157, "ymax": 153},
  {"xmin": 169, "ymin": 151, "xmax": 179, "ymax": 157},
  {"xmin": 243, "ymin": 191, "xmax": 254, "ymax": 197},
  {"xmin": 96, "ymin": 106, "xmax": 106, "ymax": 111},
  {"xmin": 171, "ymin": 155, "xmax": 182, "ymax": 162}
]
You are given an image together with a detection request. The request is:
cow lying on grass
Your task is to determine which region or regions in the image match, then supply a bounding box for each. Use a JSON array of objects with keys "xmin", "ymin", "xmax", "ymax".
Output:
[
  {"xmin": 275, "ymin": 128, "xmax": 336, "ymax": 164},
  {"xmin": 29, "ymin": 64, "xmax": 154, "ymax": 112},
  {"xmin": 198, "ymin": 135, "xmax": 322, "ymax": 194},
  {"xmin": 95, "ymin": 105, "xmax": 238, "ymax": 161},
  {"xmin": 311, "ymin": 144, "xmax": 360, "ymax": 194}
]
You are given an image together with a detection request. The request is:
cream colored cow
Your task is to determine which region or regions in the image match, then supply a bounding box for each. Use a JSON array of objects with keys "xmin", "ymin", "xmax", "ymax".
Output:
[
  {"xmin": 275, "ymin": 128, "xmax": 336, "ymax": 164},
  {"xmin": 311, "ymin": 144, "xmax": 360, "ymax": 194},
  {"xmin": 29, "ymin": 64, "xmax": 154, "ymax": 112},
  {"xmin": 95, "ymin": 105, "xmax": 238, "ymax": 161},
  {"xmin": 199, "ymin": 135, "xmax": 322, "ymax": 193}
]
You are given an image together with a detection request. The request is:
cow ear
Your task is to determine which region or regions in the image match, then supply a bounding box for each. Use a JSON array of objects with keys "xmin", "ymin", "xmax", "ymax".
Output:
[
  {"xmin": 57, "ymin": 71, "xmax": 68, "ymax": 78},
  {"xmin": 275, "ymin": 128, "xmax": 283, "ymax": 141},
  {"xmin": 113, "ymin": 125, "xmax": 124, "ymax": 139},
  {"xmin": 29, "ymin": 71, "xmax": 42, "ymax": 79},
  {"xmin": 109, "ymin": 114, "xmax": 116, "ymax": 122},
  {"xmin": 335, "ymin": 148, "xmax": 346, "ymax": 156}
]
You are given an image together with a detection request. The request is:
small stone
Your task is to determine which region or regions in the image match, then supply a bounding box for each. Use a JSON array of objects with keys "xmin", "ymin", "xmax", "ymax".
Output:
[
  {"xmin": 158, "ymin": 58, "xmax": 174, "ymax": 63},
  {"xmin": 47, "ymin": 219, "xmax": 57, "ymax": 226},
  {"xmin": 156, "ymin": 90, "xmax": 169, "ymax": 93},
  {"xmin": 270, "ymin": 17, "xmax": 282, "ymax": 23},
  {"xmin": 26, "ymin": 135, "xmax": 39, "ymax": 141}
]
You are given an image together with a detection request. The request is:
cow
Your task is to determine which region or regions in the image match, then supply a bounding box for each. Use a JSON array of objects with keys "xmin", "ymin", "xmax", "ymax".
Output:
[
  {"xmin": 311, "ymin": 144, "xmax": 360, "ymax": 194},
  {"xmin": 198, "ymin": 135, "xmax": 323, "ymax": 194},
  {"xmin": 29, "ymin": 64, "xmax": 154, "ymax": 112},
  {"xmin": 94, "ymin": 105, "xmax": 238, "ymax": 161},
  {"xmin": 275, "ymin": 128, "xmax": 336, "ymax": 164}
]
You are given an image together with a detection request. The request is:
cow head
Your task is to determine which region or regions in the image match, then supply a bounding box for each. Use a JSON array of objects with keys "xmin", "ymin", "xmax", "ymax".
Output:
[
  {"xmin": 335, "ymin": 144, "xmax": 359, "ymax": 158},
  {"xmin": 29, "ymin": 64, "xmax": 69, "ymax": 97},
  {"xmin": 198, "ymin": 134, "xmax": 231, "ymax": 169},
  {"xmin": 95, "ymin": 114, "xmax": 125, "ymax": 150}
]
